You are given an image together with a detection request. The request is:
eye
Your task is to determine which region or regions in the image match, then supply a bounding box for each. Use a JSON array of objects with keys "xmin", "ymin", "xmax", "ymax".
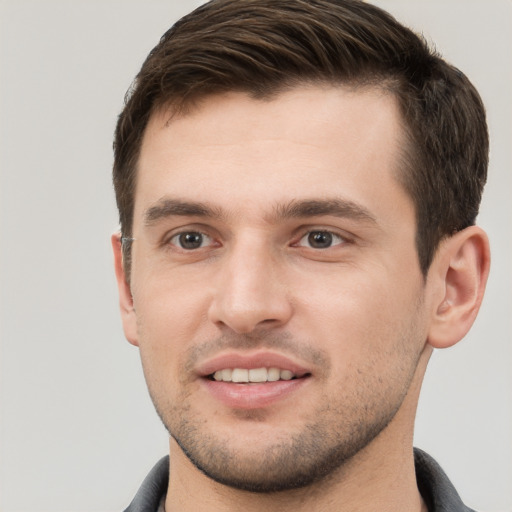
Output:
[
  {"xmin": 169, "ymin": 231, "xmax": 213, "ymax": 250},
  {"xmin": 297, "ymin": 230, "xmax": 346, "ymax": 249}
]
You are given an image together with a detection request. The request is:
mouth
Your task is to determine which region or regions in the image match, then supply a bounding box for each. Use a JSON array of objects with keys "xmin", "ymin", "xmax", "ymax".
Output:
[
  {"xmin": 208, "ymin": 367, "xmax": 308, "ymax": 383},
  {"xmin": 197, "ymin": 352, "xmax": 313, "ymax": 409}
]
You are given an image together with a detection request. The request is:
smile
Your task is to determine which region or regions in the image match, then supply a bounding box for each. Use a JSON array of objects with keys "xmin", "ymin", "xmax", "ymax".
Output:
[
  {"xmin": 211, "ymin": 367, "xmax": 297, "ymax": 383},
  {"xmin": 197, "ymin": 350, "xmax": 314, "ymax": 408}
]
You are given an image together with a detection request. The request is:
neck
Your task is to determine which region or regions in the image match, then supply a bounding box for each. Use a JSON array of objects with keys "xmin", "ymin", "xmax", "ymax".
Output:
[{"xmin": 165, "ymin": 347, "xmax": 432, "ymax": 512}]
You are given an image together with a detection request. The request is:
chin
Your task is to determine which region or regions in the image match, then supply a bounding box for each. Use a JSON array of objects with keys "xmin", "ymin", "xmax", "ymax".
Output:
[{"xmin": 167, "ymin": 406, "xmax": 395, "ymax": 493}]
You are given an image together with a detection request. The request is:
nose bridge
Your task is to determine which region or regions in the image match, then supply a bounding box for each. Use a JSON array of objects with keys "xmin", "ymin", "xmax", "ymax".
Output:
[{"xmin": 208, "ymin": 233, "xmax": 292, "ymax": 333}]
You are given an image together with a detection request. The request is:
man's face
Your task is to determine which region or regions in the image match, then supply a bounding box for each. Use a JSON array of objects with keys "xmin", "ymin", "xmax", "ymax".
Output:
[{"xmin": 118, "ymin": 86, "xmax": 432, "ymax": 491}]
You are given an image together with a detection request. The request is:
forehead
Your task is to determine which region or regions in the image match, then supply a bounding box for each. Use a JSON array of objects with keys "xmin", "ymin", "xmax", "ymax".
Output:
[{"xmin": 135, "ymin": 85, "xmax": 409, "ymax": 224}]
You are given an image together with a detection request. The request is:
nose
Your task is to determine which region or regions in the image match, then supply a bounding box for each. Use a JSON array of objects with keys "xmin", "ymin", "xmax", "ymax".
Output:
[{"xmin": 207, "ymin": 239, "xmax": 293, "ymax": 334}]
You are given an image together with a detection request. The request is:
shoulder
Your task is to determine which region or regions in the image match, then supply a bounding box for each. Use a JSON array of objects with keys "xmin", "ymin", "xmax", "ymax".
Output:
[
  {"xmin": 123, "ymin": 456, "xmax": 169, "ymax": 512},
  {"xmin": 414, "ymin": 448, "xmax": 477, "ymax": 512}
]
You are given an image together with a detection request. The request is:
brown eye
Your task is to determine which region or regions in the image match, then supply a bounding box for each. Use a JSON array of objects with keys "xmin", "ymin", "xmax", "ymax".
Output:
[
  {"xmin": 170, "ymin": 231, "xmax": 212, "ymax": 250},
  {"xmin": 308, "ymin": 231, "xmax": 332, "ymax": 248},
  {"xmin": 298, "ymin": 230, "xmax": 345, "ymax": 249}
]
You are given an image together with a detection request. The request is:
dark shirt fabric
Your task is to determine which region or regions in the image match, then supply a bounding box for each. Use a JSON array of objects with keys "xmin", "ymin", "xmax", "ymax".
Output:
[{"xmin": 123, "ymin": 448, "xmax": 476, "ymax": 512}]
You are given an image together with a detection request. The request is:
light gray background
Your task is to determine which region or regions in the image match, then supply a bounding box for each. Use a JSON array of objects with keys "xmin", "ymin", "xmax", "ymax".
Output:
[{"xmin": 0, "ymin": 1, "xmax": 510, "ymax": 511}]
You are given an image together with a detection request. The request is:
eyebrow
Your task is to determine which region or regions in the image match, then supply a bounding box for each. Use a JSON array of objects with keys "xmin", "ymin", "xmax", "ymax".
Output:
[
  {"xmin": 143, "ymin": 197, "xmax": 377, "ymax": 227},
  {"xmin": 271, "ymin": 198, "xmax": 377, "ymax": 224},
  {"xmin": 144, "ymin": 198, "xmax": 224, "ymax": 226}
]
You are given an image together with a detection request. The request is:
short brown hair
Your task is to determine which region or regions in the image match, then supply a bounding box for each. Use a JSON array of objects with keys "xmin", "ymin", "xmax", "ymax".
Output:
[{"xmin": 113, "ymin": 0, "xmax": 488, "ymax": 276}]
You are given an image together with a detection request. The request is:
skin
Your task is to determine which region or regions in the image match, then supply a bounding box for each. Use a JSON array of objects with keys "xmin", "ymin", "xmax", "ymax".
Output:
[{"xmin": 113, "ymin": 85, "xmax": 490, "ymax": 512}]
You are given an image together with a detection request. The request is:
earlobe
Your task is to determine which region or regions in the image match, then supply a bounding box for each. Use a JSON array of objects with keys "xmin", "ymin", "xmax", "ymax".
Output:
[
  {"xmin": 111, "ymin": 233, "xmax": 139, "ymax": 346},
  {"xmin": 427, "ymin": 226, "xmax": 490, "ymax": 349}
]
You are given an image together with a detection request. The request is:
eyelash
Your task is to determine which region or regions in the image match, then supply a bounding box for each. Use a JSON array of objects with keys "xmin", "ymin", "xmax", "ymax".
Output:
[
  {"xmin": 294, "ymin": 230, "xmax": 349, "ymax": 249},
  {"xmin": 168, "ymin": 231, "xmax": 215, "ymax": 250},
  {"xmin": 164, "ymin": 227, "xmax": 352, "ymax": 252}
]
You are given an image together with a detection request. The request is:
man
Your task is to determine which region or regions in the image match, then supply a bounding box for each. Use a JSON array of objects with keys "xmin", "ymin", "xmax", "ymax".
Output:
[{"xmin": 111, "ymin": 0, "xmax": 490, "ymax": 510}]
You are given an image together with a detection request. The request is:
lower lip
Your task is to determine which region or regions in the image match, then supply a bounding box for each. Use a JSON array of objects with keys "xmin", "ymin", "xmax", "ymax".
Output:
[{"xmin": 202, "ymin": 377, "xmax": 309, "ymax": 409}]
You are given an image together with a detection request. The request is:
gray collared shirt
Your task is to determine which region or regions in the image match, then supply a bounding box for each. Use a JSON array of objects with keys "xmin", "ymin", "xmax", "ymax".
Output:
[{"xmin": 123, "ymin": 448, "xmax": 477, "ymax": 512}]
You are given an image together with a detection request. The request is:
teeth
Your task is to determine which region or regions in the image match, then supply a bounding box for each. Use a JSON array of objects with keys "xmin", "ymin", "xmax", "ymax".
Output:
[
  {"xmin": 280, "ymin": 370, "xmax": 294, "ymax": 380},
  {"xmin": 231, "ymin": 368, "xmax": 249, "ymax": 383},
  {"xmin": 221, "ymin": 368, "xmax": 232, "ymax": 382},
  {"xmin": 212, "ymin": 367, "xmax": 297, "ymax": 383},
  {"xmin": 248, "ymin": 368, "xmax": 267, "ymax": 382},
  {"xmin": 267, "ymin": 367, "xmax": 280, "ymax": 381}
]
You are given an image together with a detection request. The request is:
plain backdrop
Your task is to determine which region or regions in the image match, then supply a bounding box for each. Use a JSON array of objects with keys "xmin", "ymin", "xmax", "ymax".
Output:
[{"xmin": 0, "ymin": 1, "xmax": 510, "ymax": 511}]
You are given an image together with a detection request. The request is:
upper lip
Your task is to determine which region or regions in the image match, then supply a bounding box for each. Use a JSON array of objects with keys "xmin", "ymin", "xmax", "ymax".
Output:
[{"xmin": 196, "ymin": 350, "xmax": 312, "ymax": 378}]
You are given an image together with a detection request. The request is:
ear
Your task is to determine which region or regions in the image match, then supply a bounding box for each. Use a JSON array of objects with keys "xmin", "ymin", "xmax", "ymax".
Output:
[
  {"xmin": 111, "ymin": 233, "xmax": 139, "ymax": 346},
  {"xmin": 427, "ymin": 226, "xmax": 490, "ymax": 349}
]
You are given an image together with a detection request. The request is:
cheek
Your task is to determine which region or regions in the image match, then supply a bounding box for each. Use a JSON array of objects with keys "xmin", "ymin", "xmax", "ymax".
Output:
[
  {"xmin": 294, "ymin": 265, "xmax": 425, "ymax": 362},
  {"xmin": 134, "ymin": 267, "xmax": 209, "ymax": 332},
  {"xmin": 132, "ymin": 276, "xmax": 211, "ymax": 381}
]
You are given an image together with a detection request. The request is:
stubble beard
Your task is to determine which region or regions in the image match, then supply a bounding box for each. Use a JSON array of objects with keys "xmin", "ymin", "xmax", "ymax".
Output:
[
  {"xmin": 148, "ymin": 361, "xmax": 419, "ymax": 493},
  {"xmin": 166, "ymin": 398, "xmax": 400, "ymax": 493},
  {"xmin": 142, "ymin": 321, "xmax": 424, "ymax": 494}
]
